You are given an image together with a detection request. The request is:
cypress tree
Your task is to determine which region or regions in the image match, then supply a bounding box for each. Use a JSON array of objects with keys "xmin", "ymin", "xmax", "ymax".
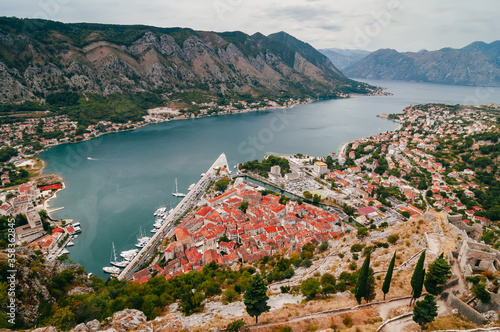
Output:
[
  {"xmin": 243, "ymin": 274, "xmax": 270, "ymax": 323},
  {"xmin": 355, "ymin": 252, "xmax": 371, "ymax": 304},
  {"xmin": 411, "ymin": 250, "xmax": 426, "ymax": 306},
  {"xmin": 366, "ymin": 267, "xmax": 376, "ymax": 302},
  {"xmin": 382, "ymin": 251, "xmax": 397, "ymax": 300}
]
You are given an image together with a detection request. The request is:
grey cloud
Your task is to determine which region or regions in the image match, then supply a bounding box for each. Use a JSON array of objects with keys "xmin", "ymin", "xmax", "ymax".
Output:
[
  {"xmin": 266, "ymin": 4, "xmax": 341, "ymax": 22},
  {"xmin": 318, "ymin": 24, "xmax": 342, "ymax": 31}
]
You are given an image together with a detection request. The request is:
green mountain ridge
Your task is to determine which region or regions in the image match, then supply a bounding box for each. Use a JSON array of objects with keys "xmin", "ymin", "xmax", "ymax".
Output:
[{"xmin": 0, "ymin": 17, "xmax": 374, "ymax": 105}]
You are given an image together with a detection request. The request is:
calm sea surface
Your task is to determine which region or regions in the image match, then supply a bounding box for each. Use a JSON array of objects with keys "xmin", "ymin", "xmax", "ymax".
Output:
[{"xmin": 39, "ymin": 80, "xmax": 500, "ymax": 278}]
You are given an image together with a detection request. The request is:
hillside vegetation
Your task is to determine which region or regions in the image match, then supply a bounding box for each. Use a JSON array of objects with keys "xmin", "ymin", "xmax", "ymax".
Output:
[{"xmin": 0, "ymin": 17, "xmax": 374, "ymax": 108}]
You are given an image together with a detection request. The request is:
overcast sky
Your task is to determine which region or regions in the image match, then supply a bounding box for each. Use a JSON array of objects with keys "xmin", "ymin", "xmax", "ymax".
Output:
[{"xmin": 2, "ymin": 0, "xmax": 498, "ymax": 52}]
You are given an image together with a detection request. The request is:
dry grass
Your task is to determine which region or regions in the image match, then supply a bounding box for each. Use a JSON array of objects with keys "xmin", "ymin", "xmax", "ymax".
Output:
[
  {"xmin": 426, "ymin": 314, "xmax": 478, "ymax": 331},
  {"xmin": 250, "ymin": 308, "xmax": 381, "ymax": 332}
]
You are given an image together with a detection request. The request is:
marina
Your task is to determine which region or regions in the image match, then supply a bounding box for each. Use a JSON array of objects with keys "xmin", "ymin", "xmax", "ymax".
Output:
[{"xmin": 117, "ymin": 153, "xmax": 229, "ymax": 280}]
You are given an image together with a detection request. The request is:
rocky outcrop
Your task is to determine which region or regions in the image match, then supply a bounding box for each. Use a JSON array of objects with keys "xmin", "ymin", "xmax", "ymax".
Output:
[
  {"xmin": 3, "ymin": 247, "xmax": 91, "ymax": 328},
  {"xmin": 25, "ymin": 310, "xmax": 148, "ymax": 332},
  {"xmin": 0, "ymin": 17, "xmax": 374, "ymax": 104},
  {"xmin": 344, "ymin": 41, "xmax": 500, "ymax": 86},
  {"xmin": 98, "ymin": 309, "xmax": 149, "ymax": 332}
]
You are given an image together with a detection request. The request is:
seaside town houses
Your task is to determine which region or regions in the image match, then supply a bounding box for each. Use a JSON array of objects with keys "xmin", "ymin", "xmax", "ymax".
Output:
[
  {"xmin": 134, "ymin": 178, "xmax": 346, "ymax": 283},
  {"xmin": 133, "ymin": 103, "xmax": 500, "ymax": 283},
  {"xmin": 4, "ymin": 97, "xmax": 500, "ymax": 302}
]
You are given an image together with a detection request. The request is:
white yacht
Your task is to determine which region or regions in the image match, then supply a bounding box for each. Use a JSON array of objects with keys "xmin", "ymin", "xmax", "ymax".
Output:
[
  {"xmin": 135, "ymin": 241, "xmax": 146, "ymax": 248},
  {"xmin": 72, "ymin": 222, "xmax": 82, "ymax": 233},
  {"xmin": 103, "ymin": 266, "xmax": 121, "ymax": 274},
  {"xmin": 154, "ymin": 207, "xmax": 166, "ymax": 216},
  {"xmin": 110, "ymin": 242, "xmax": 129, "ymax": 268},
  {"xmin": 172, "ymin": 178, "xmax": 186, "ymax": 197},
  {"xmin": 120, "ymin": 249, "xmax": 139, "ymax": 260}
]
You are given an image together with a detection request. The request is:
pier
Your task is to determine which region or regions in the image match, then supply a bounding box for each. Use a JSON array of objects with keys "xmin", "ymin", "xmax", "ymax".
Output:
[{"xmin": 118, "ymin": 153, "xmax": 228, "ymax": 280}]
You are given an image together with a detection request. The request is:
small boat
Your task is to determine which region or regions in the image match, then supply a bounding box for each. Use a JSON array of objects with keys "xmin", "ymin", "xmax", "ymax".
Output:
[
  {"xmin": 111, "ymin": 260, "xmax": 128, "ymax": 268},
  {"xmin": 87, "ymin": 272, "xmax": 93, "ymax": 278},
  {"xmin": 66, "ymin": 241, "xmax": 74, "ymax": 247},
  {"xmin": 103, "ymin": 266, "xmax": 121, "ymax": 274},
  {"xmin": 73, "ymin": 235, "xmax": 78, "ymax": 239},
  {"xmin": 110, "ymin": 273, "xmax": 119, "ymax": 278},
  {"xmin": 60, "ymin": 248, "xmax": 70, "ymax": 255},
  {"xmin": 172, "ymin": 178, "xmax": 186, "ymax": 197},
  {"xmin": 120, "ymin": 249, "xmax": 139, "ymax": 260},
  {"xmin": 154, "ymin": 207, "xmax": 166, "ymax": 216},
  {"xmin": 188, "ymin": 183, "xmax": 196, "ymax": 191},
  {"xmin": 72, "ymin": 222, "xmax": 82, "ymax": 233},
  {"xmin": 110, "ymin": 242, "xmax": 129, "ymax": 268}
]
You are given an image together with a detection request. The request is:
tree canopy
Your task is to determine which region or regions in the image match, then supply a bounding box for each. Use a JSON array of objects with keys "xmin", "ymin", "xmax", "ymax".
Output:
[
  {"xmin": 243, "ymin": 274, "xmax": 270, "ymax": 323},
  {"xmin": 301, "ymin": 277, "xmax": 321, "ymax": 300},
  {"xmin": 413, "ymin": 294, "xmax": 438, "ymax": 330},
  {"xmin": 382, "ymin": 251, "xmax": 396, "ymax": 300},
  {"xmin": 411, "ymin": 250, "xmax": 426, "ymax": 305},
  {"xmin": 354, "ymin": 252, "xmax": 375, "ymax": 304},
  {"xmin": 424, "ymin": 253, "xmax": 452, "ymax": 296}
]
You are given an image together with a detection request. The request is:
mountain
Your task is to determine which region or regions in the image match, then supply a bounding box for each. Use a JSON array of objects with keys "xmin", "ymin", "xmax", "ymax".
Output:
[
  {"xmin": 319, "ymin": 48, "xmax": 371, "ymax": 70},
  {"xmin": 0, "ymin": 17, "xmax": 375, "ymax": 105},
  {"xmin": 343, "ymin": 41, "xmax": 500, "ymax": 86}
]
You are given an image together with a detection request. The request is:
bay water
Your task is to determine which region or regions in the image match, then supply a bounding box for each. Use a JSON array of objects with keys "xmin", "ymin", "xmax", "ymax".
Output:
[{"xmin": 39, "ymin": 80, "xmax": 500, "ymax": 277}]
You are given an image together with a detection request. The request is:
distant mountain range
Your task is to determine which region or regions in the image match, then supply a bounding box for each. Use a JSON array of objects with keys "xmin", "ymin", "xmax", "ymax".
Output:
[
  {"xmin": 0, "ymin": 17, "xmax": 374, "ymax": 104},
  {"xmin": 340, "ymin": 41, "xmax": 500, "ymax": 86},
  {"xmin": 318, "ymin": 48, "xmax": 371, "ymax": 70}
]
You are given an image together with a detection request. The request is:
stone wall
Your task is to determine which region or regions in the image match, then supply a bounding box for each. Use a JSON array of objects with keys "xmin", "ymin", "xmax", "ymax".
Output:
[
  {"xmin": 442, "ymin": 277, "xmax": 459, "ymax": 291},
  {"xmin": 441, "ymin": 292, "xmax": 486, "ymax": 325}
]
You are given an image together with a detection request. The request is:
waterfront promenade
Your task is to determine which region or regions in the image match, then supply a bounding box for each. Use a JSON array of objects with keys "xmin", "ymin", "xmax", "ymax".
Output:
[{"xmin": 118, "ymin": 153, "xmax": 228, "ymax": 280}]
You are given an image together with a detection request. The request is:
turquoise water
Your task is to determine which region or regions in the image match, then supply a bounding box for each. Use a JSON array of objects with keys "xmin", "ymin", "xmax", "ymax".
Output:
[{"xmin": 39, "ymin": 80, "xmax": 500, "ymax": 278}]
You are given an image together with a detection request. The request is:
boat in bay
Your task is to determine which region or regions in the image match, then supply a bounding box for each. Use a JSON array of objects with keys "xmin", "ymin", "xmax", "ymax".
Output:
[
  {"xmin": 172, "ymin": 178, "xmax": 186, "ymax": 197},
  {"xmin": 103, "ymin": 266, "xmax": 121, "ymax": 274},
  {"xmin": 110, "ymin": 242, "xmax": 129, "ymax": 268},
  {"xmin": 120, "ymin": 248, "xmax": 139, "ymax": 260}
]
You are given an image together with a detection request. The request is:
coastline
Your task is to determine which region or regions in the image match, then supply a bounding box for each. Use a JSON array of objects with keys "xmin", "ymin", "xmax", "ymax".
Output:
[
  {"xmin": 34, "ymin": 98, "xmax": 315, "ymax": 215},
  {"xmin": 338, "ymin": 142, "xmax": 349, "ymax": 156},
  {"xmin": 43, "ymin": 181, "xmax": 65, "ymax": 219},
  {"xmin": 35, "ymin": 91, "xmax": 391, "ymax": 223}
]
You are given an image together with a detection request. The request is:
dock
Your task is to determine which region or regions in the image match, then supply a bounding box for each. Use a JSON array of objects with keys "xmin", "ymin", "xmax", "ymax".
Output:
[
  {"xmin": 117, "ymin": 153, "xmax": 228, "ymax": 280},
  {"xmin": 47, "ymin": 207, "xmax": 64, "ymax": 213}
]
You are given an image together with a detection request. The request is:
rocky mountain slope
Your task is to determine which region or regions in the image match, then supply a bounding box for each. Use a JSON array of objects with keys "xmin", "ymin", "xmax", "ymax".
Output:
[
  {"xmin": 0, "ymin": 248, "xmax": 91, "ymax": 329},
  {"xmin": 319, "ymin": 48, "xmax": 370, "ymax": 70},
  {"xmin": 343, "ymin": 41, "xmax": 500, "ymax": 86},
  {"xmin": 0, "ymin": 17, "xmax": 374, "ymax": 104}
]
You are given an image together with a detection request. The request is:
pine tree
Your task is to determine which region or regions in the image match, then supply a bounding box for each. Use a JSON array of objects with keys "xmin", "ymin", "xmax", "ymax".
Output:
[
  {"xmin": 424, "ymin": 253, "xmax": 452, "ymax": 295},
  {"xmin": 382, "ymin": 251, "xmax": 396, "ymax": 300},
  {"xmin": 413, "ymin": 294, "xmax": 438, "ymax": 330},
  {"xmin": 355, "ymin": 252, "xmax": 373, "ymax": 304},
  {"xmin": 243, "ymin": 274, "xmax": 270, "ymax": 323},
  {"xmin": 410, "ymin": 250, "xmax": 426, "ymax": 306}
]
